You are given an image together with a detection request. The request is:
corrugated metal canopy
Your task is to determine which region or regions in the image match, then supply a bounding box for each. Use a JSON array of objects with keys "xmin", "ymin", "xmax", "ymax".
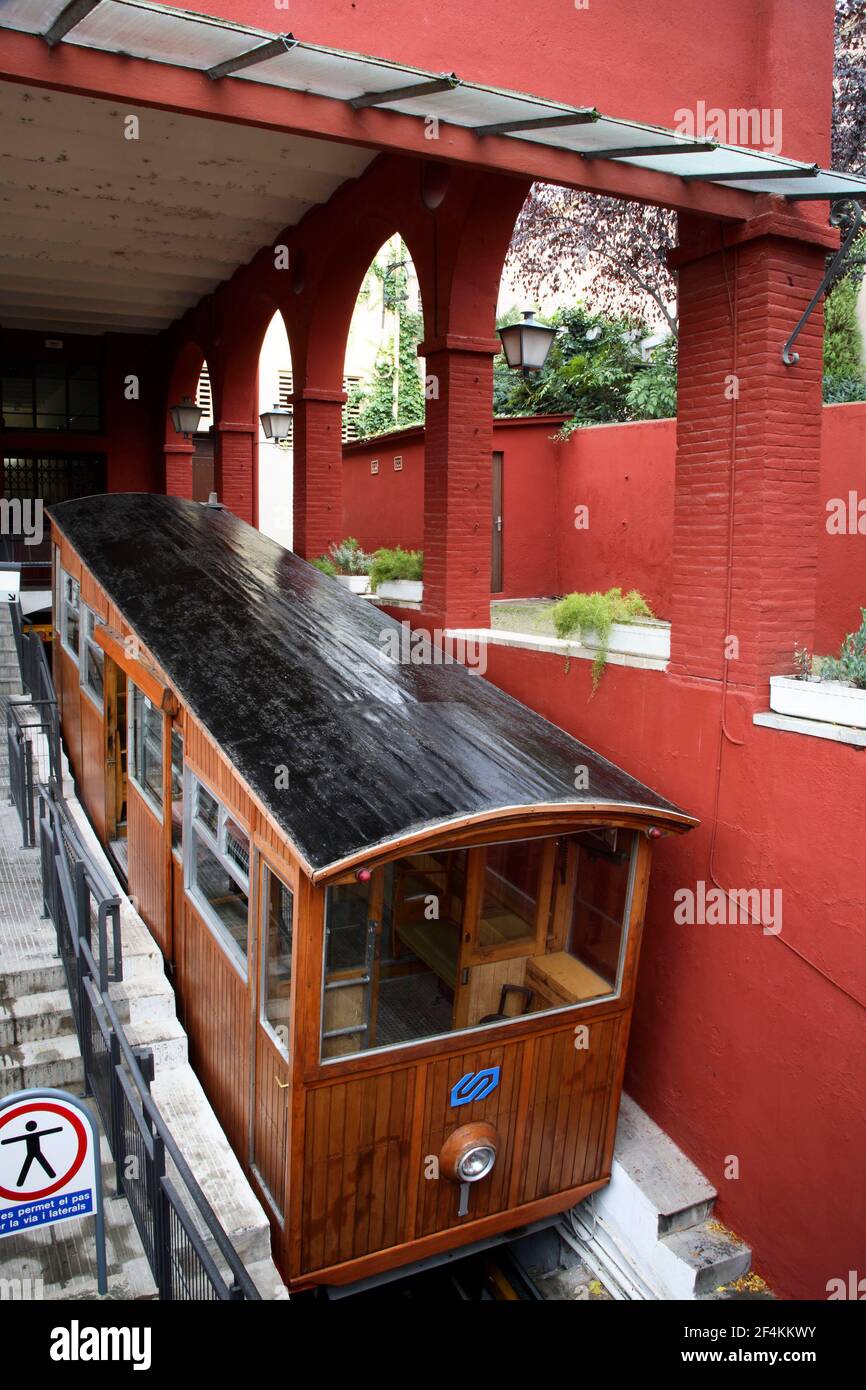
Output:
[
  {"xmin": 48, "ymin": 494, "xmax": 694, "ymax": 878},
  {"xmin": 3, "ymin": 0, "xmax": 865, "ymax": 204}
]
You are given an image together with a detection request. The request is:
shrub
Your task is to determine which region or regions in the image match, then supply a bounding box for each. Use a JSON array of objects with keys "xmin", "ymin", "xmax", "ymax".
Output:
[
  {"xmin": 328, "ymin": 536, "xmax": 373, "ymax": 576},
  {"xmin": 369, "ymin": 547, "xmax": 423, "ymax": 591},
  {"xmin": 310, "ymin": 556, "xmax": 338, "ymax": 578},
  {"xmin": 821, "ymin": 607, "xmax": 866, "ymax": 690},
  {"xmin": 552, "ymin": 587, "xmax": 654, "ymax": 691}
]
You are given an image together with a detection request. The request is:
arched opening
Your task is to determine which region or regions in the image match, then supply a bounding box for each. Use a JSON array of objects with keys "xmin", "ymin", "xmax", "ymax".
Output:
[
  {"xmin": 344, "ymin": 234, "xmax": 426, "ymax": 444},
  {"xmin": 191, "ymin": 357, "xmax": 215, "ymax": 503},
  {"xmin": 257, "ymin": 309, "xmax": 293, "ymax": 548}
]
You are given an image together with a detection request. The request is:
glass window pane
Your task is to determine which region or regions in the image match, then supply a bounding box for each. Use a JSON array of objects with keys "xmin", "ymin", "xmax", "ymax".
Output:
[
  {"xmin": 2, "ymin": 372, "xmax": 34, "ymax": 429},
  {"xmin": 193, "ymin": 829, "xmax": 248, "ymax": 966},
  {"xmin": 224, "ymin": 816, "xmax": 250, "ymax": 884},
  {"xmin": 35, "ymin": 365, "xmax": 66, "ymax": 430},
  {"xmin": 262, "ymin": 868, "xmax": 293, "ymax": 1055},
  {"xmin": 84, "ymin": 643, "xmax": 104, "ymax": 702},
  {"xmin": 170, "ymin": 730, "xmax": 184, "ymax": 851},
  {"xmin": 67, "ymin": 375, "xmax": 100, "ymax": 431},
  {"xmin": 195, "ymin": 781, "xmax": 220, "ymax": 837},
  {"xmin": 63, "ymin": 574, "xmax": 79, "ymax": 657},
  {"xmin": 141, "ymin": 699, "xmax": 163, "ymax": 807},
  {"xmin": 478, "ymin": 839, "xmax": 542, "ymax": 949},
  {"xmin": 565, "ymin": 829, "xmax": 634, "ymax": 995}
]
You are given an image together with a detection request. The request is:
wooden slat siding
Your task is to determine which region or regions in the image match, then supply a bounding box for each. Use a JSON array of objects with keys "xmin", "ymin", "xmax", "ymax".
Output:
[
  {"xmin": 79, "ymin": 692, "xmax": 106, "ymax": 841},
  {"xmin": 174, "ymin": 888, "xmax": 251, "ymax": 1156},
  {"xmin": 300, "ymin": 1070, "xmax": 416, "ymax": 1275},
  {"xmin": 416, "ymin": 1039, "xmax": 521, "ymax": 1237},
  {"xmin": 127, "ymin": 781, "xmax": 169, "ymax": 955},
  {"xmin": 253, "ymin": 1028, "xmax": 289, "ymax": 1217},
  {"xmin": 79, "ymin": 569, "xmax": 108, "ymax": 620}
]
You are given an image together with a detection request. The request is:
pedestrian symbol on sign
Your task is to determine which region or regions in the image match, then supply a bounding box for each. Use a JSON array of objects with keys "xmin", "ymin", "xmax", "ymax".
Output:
[{"xmin": 0, "ymin": 1088, "xmax": 106, "ymax": 1294}]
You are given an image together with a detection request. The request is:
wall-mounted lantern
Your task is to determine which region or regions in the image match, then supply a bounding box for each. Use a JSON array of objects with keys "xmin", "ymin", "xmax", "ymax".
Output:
[
  {"xmin": 169, "ymin": 396, "xmax": 204, "ymax": 438},
  {"xmin": 259, "ymin": 402, "xmax": 293, "ymax": 441},
  {"xmin": 497, "ymin": 310, "xmax": 556, "ymax": 378}
]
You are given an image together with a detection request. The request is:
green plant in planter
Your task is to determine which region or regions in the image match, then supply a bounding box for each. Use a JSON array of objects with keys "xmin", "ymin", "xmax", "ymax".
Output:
[
  {"xmin": 369, "ymin": 547, "xmax": 424, "ymax": 592},
  {"xmin": 820, "ymin": 608, "xmax": 866, "ymax": 690},
  {"xmin": 310, "ymin": 556, "xmax": 338, "ymax": 578},
  {"xmin": 552, "ymin": 586, "xmax": 654, "ymax": 691},
  {"xmin": 327, "ymin": 536, "xmax": 373, "ymax": 576}
]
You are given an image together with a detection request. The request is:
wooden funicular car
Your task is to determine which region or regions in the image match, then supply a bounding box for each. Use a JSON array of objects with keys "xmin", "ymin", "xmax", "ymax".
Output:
[{"xmin": 48, "ymin": 493, "xmax": 695, "ymax": 1292}]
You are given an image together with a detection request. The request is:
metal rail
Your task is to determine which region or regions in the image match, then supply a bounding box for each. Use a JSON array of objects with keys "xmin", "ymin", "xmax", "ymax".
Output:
[{"xmin": 38, "ymin": 783, "xmax": 260, "ymax": 1301}]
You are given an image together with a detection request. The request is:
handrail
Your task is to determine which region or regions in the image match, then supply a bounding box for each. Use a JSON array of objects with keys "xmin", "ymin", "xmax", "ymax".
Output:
[{"xmin": 38, "ymin": 782, "xmax": 260, "ymax": 1301}]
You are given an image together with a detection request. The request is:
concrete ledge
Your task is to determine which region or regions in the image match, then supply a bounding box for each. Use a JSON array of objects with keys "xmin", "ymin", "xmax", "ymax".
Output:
[
  {"xmin": 754, "ymin": 710, "xmax": 866, "ymax": 748},
  {"xmin": 445, "ymin": 627, "xmax": 669, "ymax": 673}
]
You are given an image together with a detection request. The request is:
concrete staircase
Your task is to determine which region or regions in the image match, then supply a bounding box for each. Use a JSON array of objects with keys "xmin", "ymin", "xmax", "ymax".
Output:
[
  {"xmin": 0, "ymin": 604, "xmax": 22, "ymax": 699},
  {"xmin": 563, "ymin": 1095, "xmax": 756, "ymax": 1300}
]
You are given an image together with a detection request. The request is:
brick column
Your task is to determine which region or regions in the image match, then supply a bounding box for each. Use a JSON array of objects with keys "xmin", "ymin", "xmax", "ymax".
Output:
[
  {"xmin": 421, "ymin": 336, "xmax": 499, "ymax": 630},
  {"xmin": 291, "ymin": 388, "xmax": 345, "ymax": 559},
  {"xmin": 164, "ymin": 442, "xmax": 194, "ymax": 499},
  {"xmin": 669, "ymin": 212, "xmax": 833, "ymax": 691},
  {"xmin": 215, "ymin": 421, "xmax": 256, "ymax": 525}
]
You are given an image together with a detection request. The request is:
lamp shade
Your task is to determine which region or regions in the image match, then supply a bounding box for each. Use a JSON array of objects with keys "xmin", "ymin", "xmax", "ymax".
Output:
[
  {"xmin": 497, "ymin": 310, "xmax": 556, "ymax": 374},
  {"xmin": 260, "ymin": 402, "xmax": 293, "ymax": 441},
  {"xmin": 169, "ymin": 396, "xmax": 204, "ymax": 437}
]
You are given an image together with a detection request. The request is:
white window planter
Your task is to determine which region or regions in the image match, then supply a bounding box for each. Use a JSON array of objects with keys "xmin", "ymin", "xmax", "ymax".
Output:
[
  {"xmin": 769, "ymin": 675, "xmax": 866, "ymax": 729},
  {"xmin": 336, "ymin": 574, "xmax": 370, "ymax": 595},
  {"xmin": 582, "ymin": 620, "xmax": 671, "ymax": 662},
  {"xmin": 376, "ymin": 579, "xmax": 423, "ymax": 604}
]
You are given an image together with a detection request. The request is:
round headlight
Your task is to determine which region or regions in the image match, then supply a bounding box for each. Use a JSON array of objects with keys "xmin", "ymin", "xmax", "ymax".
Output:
[{"xmin": 457, "ymin": 1144, "xmax": 496, "ymax": 1182}]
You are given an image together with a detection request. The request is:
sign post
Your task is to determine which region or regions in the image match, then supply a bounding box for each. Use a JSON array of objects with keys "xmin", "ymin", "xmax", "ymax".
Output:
[{"xmin": 0, "ymin": 1088, "xmax": 107, "ymax": 1295}]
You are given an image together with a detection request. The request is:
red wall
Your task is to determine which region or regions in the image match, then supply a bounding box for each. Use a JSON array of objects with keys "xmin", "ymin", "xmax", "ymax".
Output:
[
  {"xmin": 346, "ymin": 403, "xmax": 866, "ymax": 656},
  {"xmin": 174, "ymin": 1, "xmax": 833, "ymax": 165},
  {"xmin": 472, "ymin": 643, "xmax": 865, "ymax": 1302}
]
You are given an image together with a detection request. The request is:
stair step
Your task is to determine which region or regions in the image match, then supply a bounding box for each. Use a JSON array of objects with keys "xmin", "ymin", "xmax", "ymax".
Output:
[
  {"xmin": 1, "ymin": 1030, "xmax": 84, "ymax": 1095},
  {"xmin": 611, "ymin": 1095, "xmax": 717, "ymax": 1236},
  {"xmin": 2, "ymin": 960, "xmax": 67, "ymax": 998},
  {"xmin": 0, "ymin": 988, "xmax": 75, "ymax": 1046},
  {"xmin": 125, "ymin": 1013, "xmax": 188, "ymax": 1067},
  {"xmin": 658, "ymin": 1222, "xmax": 752, "ymax": 1297}
]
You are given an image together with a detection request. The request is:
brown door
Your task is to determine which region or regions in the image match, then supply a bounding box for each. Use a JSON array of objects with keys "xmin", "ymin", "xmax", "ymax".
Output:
[
  {"xmin": 251, "ymin": 857, "xmax": 295, "ymax": 1226},
  {"xmin": 191, "ymin": 433, "xmax": 215, "ymax": 503},
  {"xmin": 491, "ymin": 451, "xmax": 503, "ymax": 593},
  {"xmin": 104, "ymin": 658, "xmax": 127, "ymax": 845}
]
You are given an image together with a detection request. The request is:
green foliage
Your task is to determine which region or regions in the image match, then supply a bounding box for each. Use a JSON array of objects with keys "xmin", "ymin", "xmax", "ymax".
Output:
[
  {"xmin": 494, "ymin": 304, "xmax": 677, "ymax": 431},
  {"xmin": 551, "ymin": 587, "xmax": 654, "ymax": 691},
  {"xmin": 625, "ymin": 337, "xmax": 678, "ymax": 420},
  {"xmin": 823, "ymin": 234, "xmax": 866, "ymax": 401},
  {"xmin": 310, "ymin": 556, "xmax": 338, "ymax": 578},
  {"xmin": 327, "ymin": 537, "xmax": 373, "ymax": 576},
  {"xmin": 821, "ymin": 607, "xmax": 866, "ymax": 689},
  {"xmin": 353, "ymin": 239, "xmax": 426, "ymax": 440},
  {"xmin": 369, "ymin": 546, "xmax": 424, "ymax": 591}
]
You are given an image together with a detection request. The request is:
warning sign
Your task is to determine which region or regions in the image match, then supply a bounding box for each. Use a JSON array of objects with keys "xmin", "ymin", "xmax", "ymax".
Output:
[{"xmin": 0, "ymin": 1094, "xmax": 100, "ymax": 1239}]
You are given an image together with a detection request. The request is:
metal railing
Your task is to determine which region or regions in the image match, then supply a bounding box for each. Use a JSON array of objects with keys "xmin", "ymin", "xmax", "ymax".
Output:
[
  {"xmin": 5, "ymin": 598, "xmax": 62, "ymax": 845},
  {"xmin": 38, "ymin": 784, "xmax": 260, "ymax": 1301}
]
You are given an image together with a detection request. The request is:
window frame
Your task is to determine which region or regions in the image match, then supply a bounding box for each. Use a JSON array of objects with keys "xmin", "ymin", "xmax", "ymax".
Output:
[
  {"xmin": 318, "ymin": 829, "xmax": 640, "ymax": 1066},
  {"xmin": 79, "ymin": 603, "xmax": 105, "ymax": 710},
  {"xmin": 183, "ymin": 769, "xmax": 251, "ymax": 981},
  {"xmin": 58, "ymin": 567, "xmax": 80, "ymax": 664},
  {"xmin": 127, "ymin": 680, "xmax": 164, "ymax": 821},
  {"xmin": 259, "ymin": 860, "xmax": 294, "ymax": 1060}
]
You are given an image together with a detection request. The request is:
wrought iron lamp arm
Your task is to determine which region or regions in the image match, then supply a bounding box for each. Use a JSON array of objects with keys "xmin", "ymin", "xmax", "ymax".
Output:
[{"xmin": 782, "ymin": 199, "xmax": 864, "ymax": 366}]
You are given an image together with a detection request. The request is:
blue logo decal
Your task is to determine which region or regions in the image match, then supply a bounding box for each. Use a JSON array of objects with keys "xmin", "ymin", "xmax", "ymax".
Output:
[{"xmin": 449, "ymin": 1066, "xmax": 501, "ymax": 1108}]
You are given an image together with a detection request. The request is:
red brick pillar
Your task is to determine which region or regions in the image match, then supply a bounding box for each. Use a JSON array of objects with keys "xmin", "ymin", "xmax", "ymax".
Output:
[
  {"xmin": 164, "ymin": 442, "xmax": 194, "ymax": 499},
  {"xmin": 422, "ymin": 336, "xmax": 499, "ymax": 630},
  {"xmin": 214, "ymin": 421, "xmax": 256, "ymax": 525},
  {"xmin": 291, "ymin": 388, "xmax": 345, "ymax": 559},
  {"xmin": 669, "ymin": 212, "xmax": 833, "ymax": 691}
]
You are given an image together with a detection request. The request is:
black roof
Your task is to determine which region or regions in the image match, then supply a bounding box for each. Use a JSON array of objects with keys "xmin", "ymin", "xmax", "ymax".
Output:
[{"xmin": 50, "ymin": 494, "xmax": 693, "ymax": 876}]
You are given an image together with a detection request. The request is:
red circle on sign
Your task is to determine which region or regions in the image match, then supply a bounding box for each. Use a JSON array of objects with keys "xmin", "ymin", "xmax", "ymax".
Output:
[{"xmin": 0, "ymin": 1101, "xmax": 88, "ymax": 1202}]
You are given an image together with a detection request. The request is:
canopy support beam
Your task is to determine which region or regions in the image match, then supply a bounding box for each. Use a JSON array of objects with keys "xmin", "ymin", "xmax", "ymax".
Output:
[
  {"xmin": 350, "ymin": 75, "xmax": 460, "ymax": 109},
  {"xmin": 581, "ymin": 142, "xmax": 717, "ymax": 160},
  {"xmin": 207, "ymin": 34, "xmax": 296, "ymax": 81},
  {"xmin": 782, "ymin": 201, "xmax": 863, "ymax": 365},
  {"xmin": 474, "ymin": 110, "xmax": 599, "ymax": 136},
  {"xmin": 43, "ymin": 0, "xmax": 101, "ymax": 48},
  {"xmin": 682, "ymin": 164, "xmax": 820, "ymax": 183}
]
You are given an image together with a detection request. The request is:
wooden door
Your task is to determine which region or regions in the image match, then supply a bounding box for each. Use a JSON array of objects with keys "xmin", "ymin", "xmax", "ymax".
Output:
[
  {"xmin": 491, "ymin": 451, "xmax": 503, "ymax": 593},
  {"xmin": 104, "ymin": 657, "xmax": 127, "ymax": 842},
  {"xmin": 251, "ymin": 857, "xmax": 295, "ymax": 1226}
]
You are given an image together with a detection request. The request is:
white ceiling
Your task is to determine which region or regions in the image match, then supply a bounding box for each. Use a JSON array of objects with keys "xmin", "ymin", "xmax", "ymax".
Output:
[{"xmin": 0, "ymin": 82, "xmax": 373, "ymax": 336}]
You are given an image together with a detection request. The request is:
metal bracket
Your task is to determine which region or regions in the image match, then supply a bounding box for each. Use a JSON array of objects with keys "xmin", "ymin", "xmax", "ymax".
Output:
[{"xmin": 782, "ymin": 199, "xmax": 864, "ymax": 366}]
